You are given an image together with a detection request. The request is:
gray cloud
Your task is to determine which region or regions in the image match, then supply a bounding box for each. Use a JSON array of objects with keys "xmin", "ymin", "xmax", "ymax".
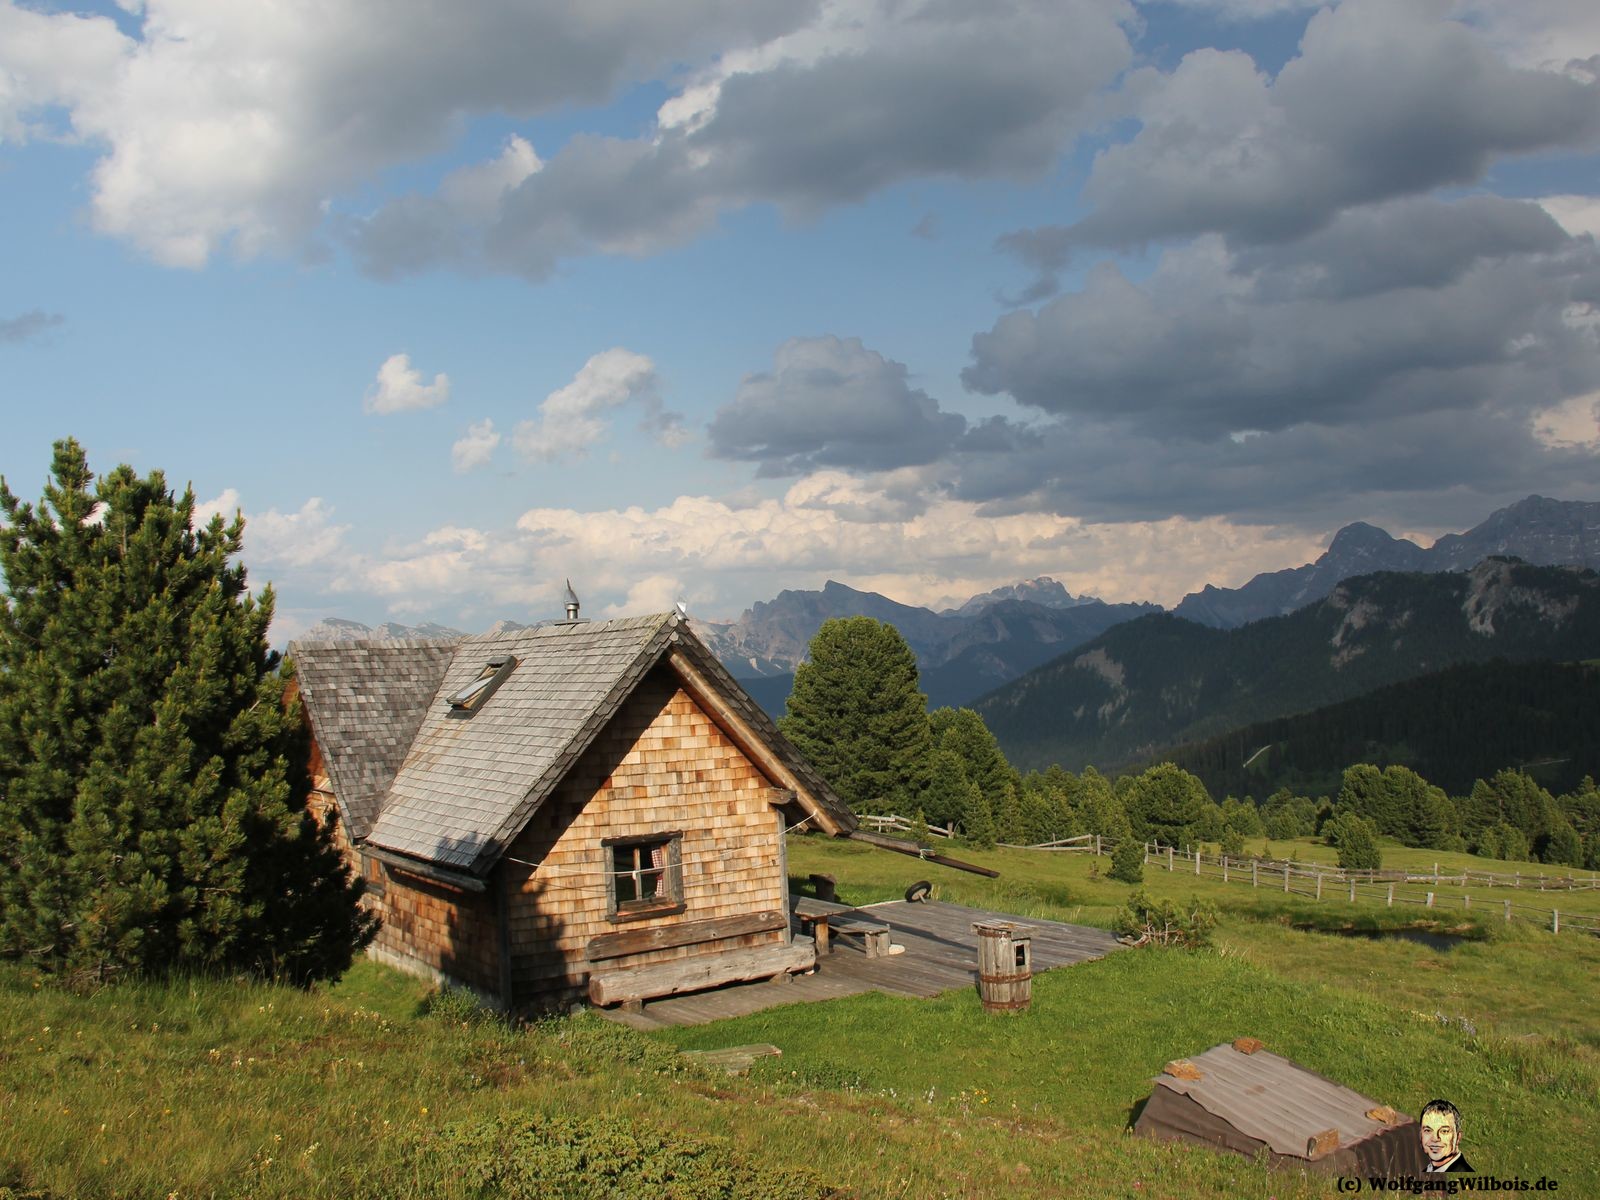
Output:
[
  {"xmin": 0, "ymin": 310, "xmax": 64, "ymax": 344},
  {"xmin": 966, "ymin": 197, "xmax": 1600, "ymax": 441},
  {"xmin": 708, "ymin": 336, "xmax": 970, "ymax": 475},
  {"xmin": 1002, "ymin": 0, "xmax": 1600, "ymax": 276},
  {"xmin": 937, "ymin": 405, "xmax": 1600, "ymax": 530},
  {"xmin": 349, "ymin": 0, "xmax": 1133, "ymax": 279}
]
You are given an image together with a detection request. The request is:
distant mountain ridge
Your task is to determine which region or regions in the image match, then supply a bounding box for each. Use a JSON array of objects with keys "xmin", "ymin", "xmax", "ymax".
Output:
[
  {"xmin": 1174, "ymin": 496, "xmax": 1600, "ymax": 628},
  {"xmin": 692, "ymin": 578, "xmax": 1159, "ymax": 710},
  {"xmin": 976, "ymin": 558, "xmax": 1600, "ymax": 772}
]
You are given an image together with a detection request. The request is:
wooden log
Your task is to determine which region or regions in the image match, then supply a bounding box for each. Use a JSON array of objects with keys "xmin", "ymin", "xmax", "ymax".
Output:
[
  {"xmin": 586, "ymin": 910, "xmax": 786, "ymax": 962},
  {"xmin": 588, "ymin": 940, "xmax": 816, "ymax": 1006},
  {"xmin": 846, "ymin": 830, "xmax": 1000, "ymax": 877}
]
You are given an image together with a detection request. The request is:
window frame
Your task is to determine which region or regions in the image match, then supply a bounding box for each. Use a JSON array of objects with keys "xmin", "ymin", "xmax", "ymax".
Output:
[{"xmin": 602, "ymin": 831, "xmax": 686, "ymax": 922}]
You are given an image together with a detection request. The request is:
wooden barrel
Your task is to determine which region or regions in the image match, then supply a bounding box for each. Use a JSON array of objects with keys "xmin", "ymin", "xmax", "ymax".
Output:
[{"xmin": 973, "ymin": 921, "xmax": 1034, "ymax": 1013}]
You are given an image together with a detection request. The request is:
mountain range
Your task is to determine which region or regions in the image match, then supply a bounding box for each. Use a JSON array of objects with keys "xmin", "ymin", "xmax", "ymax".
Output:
[
  {"xmin": 1172, "ymin": 495, "xmax": 1600, "ymax": 628},
  {"xmin": 974, "ymin": 558, "xmax": 1600, "ymax": 772},
  {"xmin": 295, "ymin": 494, "xmax": 1599, "ymax": 723}
]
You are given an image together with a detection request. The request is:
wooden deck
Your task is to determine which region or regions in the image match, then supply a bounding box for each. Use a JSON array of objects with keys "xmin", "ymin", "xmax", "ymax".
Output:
[{"xmin": 600, "ymin": 899, "xmax": 1123, "ymax": 1029}]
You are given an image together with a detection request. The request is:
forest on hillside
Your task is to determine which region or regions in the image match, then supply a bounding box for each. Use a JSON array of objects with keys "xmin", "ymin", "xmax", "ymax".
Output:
[{"xmin": 1163, "ymin": 659, "xmax": 1600, "ymax": 799}]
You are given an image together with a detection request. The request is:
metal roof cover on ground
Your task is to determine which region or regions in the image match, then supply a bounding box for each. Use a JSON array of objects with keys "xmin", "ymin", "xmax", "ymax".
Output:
[
  {"xmin": 358, "ymin": 610, "xmax": 854, "ymax": 875},
  {"xmin": 290, "ymin": 639, "xmax": 460, "ymax": 840},
  {"xmin": 1134, "ymin": 1042, "xmax": 1426, "ymax": 1176}
]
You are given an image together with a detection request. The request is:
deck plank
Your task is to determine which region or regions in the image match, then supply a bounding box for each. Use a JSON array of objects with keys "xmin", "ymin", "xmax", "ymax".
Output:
[{"xmin": 596, "ymin": 899, "xmax": 1123, "ymax": 1028}]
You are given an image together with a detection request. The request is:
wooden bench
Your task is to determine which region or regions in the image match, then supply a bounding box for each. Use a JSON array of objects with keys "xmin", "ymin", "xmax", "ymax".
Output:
[
  {"xmin": 585, "ymin": 910, "xmax": 815, "ymax": 1009},
  {"xmin": 791, "ymin": 896, "xmax": 892, "ymax": 958}
]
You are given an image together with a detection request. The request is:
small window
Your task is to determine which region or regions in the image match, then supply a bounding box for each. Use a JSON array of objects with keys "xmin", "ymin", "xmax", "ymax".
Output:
[
  {"xmin": 446, "ymin": 656, "xmax": 516, "ymax": 715},
  {"xmin": 603, "ymin": 832, "xmax": 685, "ymax": 921}
]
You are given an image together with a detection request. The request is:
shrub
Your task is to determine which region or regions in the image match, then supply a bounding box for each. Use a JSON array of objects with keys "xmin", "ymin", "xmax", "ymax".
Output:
[
  {"xmin": 1220, "ymin": 828, "xmax": 1246, "ymax": 858},
  {"xmin": 1109, "ymin": 838, "xmax": 1144, "ymax": 883},
  {"xmin": 1113, "ymin": 890, "xmax": 1218, "ymax": 948}
]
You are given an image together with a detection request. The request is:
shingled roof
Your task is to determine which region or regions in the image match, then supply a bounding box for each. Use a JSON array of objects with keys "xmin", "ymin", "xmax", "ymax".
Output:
[
  {"xmin": 290, "ymin": 638, "xmax": 460, "ymax": 840},
  {"xmin": 295, "ymin": 612, "xmax": 854, "ymax": 876}
]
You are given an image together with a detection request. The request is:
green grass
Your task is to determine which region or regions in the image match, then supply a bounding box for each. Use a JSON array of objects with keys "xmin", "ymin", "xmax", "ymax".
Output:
[{"xmin": 2, "ymin": 834, "xmax": 1596, "ymax": 1198}]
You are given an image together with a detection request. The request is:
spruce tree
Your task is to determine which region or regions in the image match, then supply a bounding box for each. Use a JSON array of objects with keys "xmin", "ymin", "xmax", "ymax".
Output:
[
  {"xmin": 0, "ymin": 439, "xmax": 375, "ymax": 984},
  {"xmin": 779, "ymin": 617, "xmax": 933, "ymax": 815}
]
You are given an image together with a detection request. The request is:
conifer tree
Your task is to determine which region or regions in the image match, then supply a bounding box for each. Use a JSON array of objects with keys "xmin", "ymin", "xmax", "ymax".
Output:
[
  {"xmin": 780, "ymin": 617, "xmax": 933, "ymax": 815},
  {"xmin": 0, "ymin": 439, "xmax": 375, "ymax": 984}
]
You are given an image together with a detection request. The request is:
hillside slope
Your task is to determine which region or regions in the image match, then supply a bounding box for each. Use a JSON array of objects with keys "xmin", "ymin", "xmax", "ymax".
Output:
[{"xmin": 977, "ymin": 559, "xmax": 1600, "ymax": 771}]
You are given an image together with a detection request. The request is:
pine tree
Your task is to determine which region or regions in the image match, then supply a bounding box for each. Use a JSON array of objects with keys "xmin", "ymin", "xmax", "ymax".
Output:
[
  {"xmin": 0, "ymin": 439, "xmax": 375, "ymax": 984},
  {"xmin": 779, "ymin": 617, "xmax": 933, "ymax": 815}
]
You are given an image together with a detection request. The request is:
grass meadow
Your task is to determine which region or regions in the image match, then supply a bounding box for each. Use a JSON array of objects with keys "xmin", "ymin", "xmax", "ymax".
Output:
[{"xmin": 2, "ymin": 835, "xmax": 1595, "ymax": 1199}]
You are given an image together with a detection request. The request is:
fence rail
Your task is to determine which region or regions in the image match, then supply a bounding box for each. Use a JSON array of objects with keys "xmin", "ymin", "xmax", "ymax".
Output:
[
  {"xmin": 1140, "ymin": 843, "xmax": 1600, "ymax": 938},
  {"xmin": 849, "ymin": 816, "xmax": 1598, "ymax": 938}
]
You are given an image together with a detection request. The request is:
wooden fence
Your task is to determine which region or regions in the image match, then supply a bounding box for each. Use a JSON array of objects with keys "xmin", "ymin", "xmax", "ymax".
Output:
[
  {"xmin": 850, "ymin": 816, "xmax": 1598, "ymax": 938},
  {"xmin": 1140, "ymin": 843, "xmax": 1600, "ymax": 938}
]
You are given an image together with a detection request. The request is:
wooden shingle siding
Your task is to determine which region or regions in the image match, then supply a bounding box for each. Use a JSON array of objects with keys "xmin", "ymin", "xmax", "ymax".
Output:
[
  {"xmin": 506, "ymin": 666, "xmax": 789, "ymax": 1003},
  {"xmin": 370, "ymin": 870, "xmax": 501, "ymax": 997}
]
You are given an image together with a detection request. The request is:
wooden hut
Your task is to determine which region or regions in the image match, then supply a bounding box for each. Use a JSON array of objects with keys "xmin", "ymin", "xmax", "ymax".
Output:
[
  {"xmin": 1134, "ymin": 1040, "xmax": 1426, "ymax": 1176},
  {"xmin": 291, "ymin": 609, "xmax": 855, "ymax": 1011}
]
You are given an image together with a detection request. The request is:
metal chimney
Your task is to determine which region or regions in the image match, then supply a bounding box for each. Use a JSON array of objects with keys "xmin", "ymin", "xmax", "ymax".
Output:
[{"xmin": 563, "ymin": 578, "xmax": 580, "ymax": 622}]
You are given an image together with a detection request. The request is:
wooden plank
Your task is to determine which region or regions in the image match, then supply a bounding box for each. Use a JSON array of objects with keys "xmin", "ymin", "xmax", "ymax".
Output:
[
  {"xmin": 846, "ymin": 830, "xmax": 1001, "ymax": 877},
  {"xmin": 589, "ymin": 940, "xmax": 816, "ymax": 1006},
  {"xmin": 586, "ymin": 910, "xmax": 785, "ymax": 962}
]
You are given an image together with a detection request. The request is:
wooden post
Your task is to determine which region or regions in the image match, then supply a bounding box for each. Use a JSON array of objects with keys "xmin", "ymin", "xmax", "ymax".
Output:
[
  {"xmin": 1387, "ymin": 883, "xmax": 1394, "ymax": 907},
  {"xmin": 1168, "ymin": 846, "xmax": 1174, "ymax": 872},
  {"xmin": 1223, "ymin": 856, "xmax": 1230, "ymax": 883},
  {"xmin": 1504, "ymin": 899, "xmax": 1512, "ymax": 923},
  {"xmin": 1348, "ymin": 879, "xmax": 1356, "ymax": 903},
  {"xmin": 1433, "ymin": 862, "xmax": 1439, "ymax": 884},
  {"xmin": 1539, "ymin": 874, "xmax": 1546, "ymax": 891},
  {"xmin": 1426, "ymin": 891, "xmax": 1434, "ymax": 908},
  {"xmin": 1316, "ymin": 875, "xmax": 1323, "ymax": 901},
  {"xmin": 1464, "ymin": 894, "xmax": 1470, "ymax": 911},
  {"xmin": 1195, "ymin": 848, "xmax": 1201, "ymax": 875},
  {"xmin": 1252, "ymin": 861, "xmax": 1258, "ymax": 888},
  {"xmin": 1552, "ymin": 909, "xmax": 1559, "ymax": 934},
  {"xmin": 1283, "ymin": 864, "xmax": 1290, "ymax": 893},
  {"xmin": 1095, "ymin": 834, "xmax": 1101, "ymax": 857}
]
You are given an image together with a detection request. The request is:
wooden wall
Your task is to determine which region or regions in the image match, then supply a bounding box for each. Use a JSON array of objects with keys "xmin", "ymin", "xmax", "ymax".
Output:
[
  {"xmin": 367, "ymin": 870, "xmax": 502, "ymax": 998},
  {"xmin": 505, "ymin": 665, "xmax": 790, "ymax": 1005}
]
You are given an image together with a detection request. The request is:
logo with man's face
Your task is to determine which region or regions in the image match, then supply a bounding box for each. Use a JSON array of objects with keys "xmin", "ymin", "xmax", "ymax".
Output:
[{"xmin": 1419, "ymin": 1099, "xmax": 1472, "ymax": 1173}]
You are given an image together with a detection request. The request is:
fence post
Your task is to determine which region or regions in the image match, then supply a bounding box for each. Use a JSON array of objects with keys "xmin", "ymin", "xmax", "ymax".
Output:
[
  {"xmin": 1095, "ymin": 834, "xmax": 1101, "ymax": 857},
  {"xmin": 1168, "ymin": 846, "xmax": 1174, "ymax": 873},
  {"xmin": 1539, "ymin": 874, "xmax": 1546, "ymax": 892},
  {"xmin": 1195, "ymin": 848, "xmax": 1200, "ymax": 875},
  {"xmin": 1223, "ymin": 856, "xmax": 1230, "ymax": 883},
  {"xmin": 1283, "ymin": 864, "xmax": 1290, "ymax": 893},
  {"xmin": 1252, "ymin": 861, "xmax": 1258, "ymax": 888},
  {"xmin": 1426, "ymin": 891, "xmax": 1434, "ymax": 908},
  {"xmin": 1464, "ymin": 894, "xmax": 1470, "ymax": 910},
  {"xmin": 1348, "ymin": 879, "xmax": 1356, "ymax": 903},
  {"xmin": 1316, "ymin": 875, "xmax": 1323, "ymax": 901},
  {"xmin": 1553, "ymin": 909, "xmax": 1560, "ymax": 934},
  {"xmin": 1433, "ymin": 862, "xmax": 1439, "ymax": 884},
  {"xmin": 1387, "ymin": 883, "xmax": 1394, "ymax": 907},
  {"xmin": 1504, "ymin": 899, "xmax": 1512, "ymax": 924}
]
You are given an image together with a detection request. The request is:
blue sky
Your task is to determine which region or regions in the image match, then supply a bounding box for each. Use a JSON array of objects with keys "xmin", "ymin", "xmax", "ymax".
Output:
[{"xmin": 3, "ymin": 0, "xmax": 1598, "ymax": 640}]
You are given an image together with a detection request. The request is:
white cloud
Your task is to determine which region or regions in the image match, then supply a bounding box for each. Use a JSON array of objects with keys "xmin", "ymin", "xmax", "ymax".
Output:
[
  {"xmin": 192, "ymin": 487, "xmax": 241, "ymax": 527},
  {"xmin": 1533, "ymin": 390, "xmax": 1600, "ymax": 449},
  {"xmin": 451, "ymin": 418, "xmax": 501, "ymax": 472},
  {"xmin": 600, "ymin": 574, "xmax": 688, "ymax": 619},
  {"xmin": 1539, "ymin": 193, "xmax": 1600, "ymax": 239},
  {"xmin": 245, "ymin": 497, "xmax": 349, "ymax": 568},
  {"xmin": 1, "ymin": 0, "xmax": 798, "ymax": 266},
  {"xmin": 1453, "ymin": 0, "xmax": 1600, "ymax": 72},
  {"xmin": 365, "ymin": 353, "xmax": 450, "ymax": 415},
  {"xmin": 513, "ymin": 348, "xmax": 682, "ymax": 461}
]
